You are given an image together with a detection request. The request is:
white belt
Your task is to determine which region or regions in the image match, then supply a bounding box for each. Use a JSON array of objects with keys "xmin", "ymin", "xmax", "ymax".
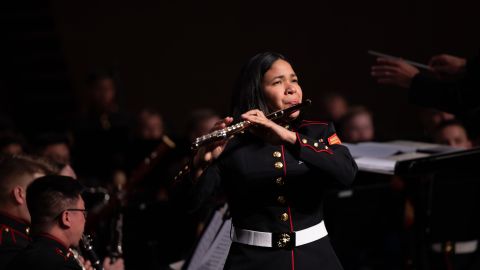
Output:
[
  {"xmin": 432, "ymin": 240, "xmax": 478, "ymax": 254},
  {"xmin": 232, "ymin": 220, "xmax": 327, "ymax": 249}
]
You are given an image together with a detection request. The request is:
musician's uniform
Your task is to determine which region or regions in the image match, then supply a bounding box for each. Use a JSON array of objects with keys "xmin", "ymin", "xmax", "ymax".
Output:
[
  {"xmin": 0, "ymin": 212, "xmax": 31, "ymax": 269},
  {"xmin": 6, "ymin": 234, "xmax": 82, "ymax": 270},
  {"xmin": 191, "ymin": 119, "xmax": 357, "ymax": 270}
]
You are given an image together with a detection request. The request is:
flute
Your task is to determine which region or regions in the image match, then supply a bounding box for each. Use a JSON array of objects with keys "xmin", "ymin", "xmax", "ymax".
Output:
[
  {"xmin": 173, "ymin": 99, "xmax": 312, "ymax": 181},
  {"xmin": 191, "ymin": 99, "xmax": 312, "ymax": 150}
]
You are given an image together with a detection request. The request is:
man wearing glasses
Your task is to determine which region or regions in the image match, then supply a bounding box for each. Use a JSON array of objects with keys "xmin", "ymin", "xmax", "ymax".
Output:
[{"xmin": 7, "ymin": 175, "xmax": 88, "ymax": 270}]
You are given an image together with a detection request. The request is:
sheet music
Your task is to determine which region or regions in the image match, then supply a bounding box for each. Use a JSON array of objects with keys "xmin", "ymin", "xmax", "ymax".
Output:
[
  {"xmin": 344, "ymin": 142, "xmax": 416, "ymax": 158},
  {"xmin": 345, "ymin": 141, "xmax": 462, "ymax": 175},
  {"xmin": 197, "ymin": 218, "xmax": 232, "ymax": 270},
  {"xmin": 354, "ymin": 156, "xmax": 397, "ymax": 174},
  {"xmin": 186, "ymin": 204, "xmax": 232, "ymax": 270}
]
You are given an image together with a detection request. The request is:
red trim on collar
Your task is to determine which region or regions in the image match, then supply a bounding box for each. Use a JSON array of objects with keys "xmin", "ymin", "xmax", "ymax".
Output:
[
  {"xmin": 0, "ymin": 225, "xmax": 30, "ymax": 243},
  {"xmin": 55, "ymin": 247, "xmax": 69, "ymax": 261}
]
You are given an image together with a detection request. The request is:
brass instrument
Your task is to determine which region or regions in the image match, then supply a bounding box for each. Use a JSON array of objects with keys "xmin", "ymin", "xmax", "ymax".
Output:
[{"xmin": 174, "ymin": 99, "xmax": 312, "ymax": 181}]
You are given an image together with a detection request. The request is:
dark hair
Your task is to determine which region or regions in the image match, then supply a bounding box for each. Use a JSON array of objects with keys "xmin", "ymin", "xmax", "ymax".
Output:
[
  {"xmin": 33, "ymin": 132, "xmax": 71, "ymax": 152},
  {"xmin": 86, "ymin": 68, "xmax": 116, "ymax": 87},
  {"xmin": 27, "ymin": 175, "xmax": 84, "ymax": 230},
  {"xmin": 0, "ymin": 131, "xmax": 25, "ymax": 152},
  {"xmin": 187, "ymin": 108, "xmax": 219, "ymax": 132},
  {"xmin": 0, "ymin": 155, "xmax": 57, "ymax": 204},
  {"xmin": 231, "ymin": 52, "xmax": 287, "ymax": 120},
  {"xmin": 433, "ymin": 119, "xmax": 469, "ymax": 137},
  {"xmin": 337, "ymin": 106, "xmax": 373, "ymax": 137}
]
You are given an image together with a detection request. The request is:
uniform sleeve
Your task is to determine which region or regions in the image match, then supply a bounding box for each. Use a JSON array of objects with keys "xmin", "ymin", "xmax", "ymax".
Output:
[
  {"xmin": 190, "ymin": 163, "xmax": 223, "ymax": 212},
  {"xmin": 289, "ymin": 122, "xmax": 357, "ymax": 187},
  {"xmin": 171, "ymin": 161, "xmax": 223, "ymax": 214}
]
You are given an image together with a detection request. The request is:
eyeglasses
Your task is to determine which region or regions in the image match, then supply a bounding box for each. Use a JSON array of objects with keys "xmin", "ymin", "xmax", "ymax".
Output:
[{"xmin": 57, "ymin": 208, "xmax": 88, "ymax": 219}]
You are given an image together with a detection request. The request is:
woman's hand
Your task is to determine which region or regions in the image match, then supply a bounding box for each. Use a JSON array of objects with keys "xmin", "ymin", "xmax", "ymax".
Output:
[
  {"xmin": 193, "ymin": 117, "xmax": 234, "ymax": 171},
  {"xmin": 241, "ymin": 109, "xmax": 296, "ymax": 145}
]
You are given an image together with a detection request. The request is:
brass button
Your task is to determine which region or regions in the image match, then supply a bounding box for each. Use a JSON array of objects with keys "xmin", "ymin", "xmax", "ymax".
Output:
[
  {"xmin": 313, "ymin": 142, "xmax": 319, "ymax": 147},
  {"xmin": 273, "ymin": 151, "xmax": 282, "ymax": 158},
  {"xmin": 26, "ymin": 227, "xmax": 30, "ymax": 234},
  {"xmin": 274, "ymin": 162, "xmax": 284, "ymax": 169},
  {"xmin": 445, "ymin": 241, "xmax": 453, "ymax": 253},
  {"xmin": 277, "ymin": 233, "xmax": 291, "ymax": 248},
  {"xmin": 301, "ymin": 138, "xmax": 307, "ymax": 144},
  {"xmin": 275, "ymin": 177, "xmax": 284, "ymax": 186},
  {"xmin": 277, "ymin": 195, "xmax": 286, "ymax": 204},
  {"xmin": 280, "ymin": 213, "xmax": 289, "ymax": 222},
  {"xmin": 4, "ymin": 228, "xmax": 9, "ymax": 233},
  {"xmin": 325, "ymin": 146, "xmax": 329, "ymax": 149},
  {"xmin": 319, "ymin": 138, "xmax": 324, "ymax": 142}
]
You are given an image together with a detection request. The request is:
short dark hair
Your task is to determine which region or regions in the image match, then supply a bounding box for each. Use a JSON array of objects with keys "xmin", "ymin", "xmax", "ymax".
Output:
[
  {"xmin": 187, "ymin": 108, "xmax": 219, "ymax": 132},
  {"xmin": 0, "ymin": 131, "xmax": 25, "ymax": 152},
  {"xmin": 86, "ymin": 68, "xmax": 115, "ymax": 87},
  {"xmin": 0, "ymin": 155, "xmax": 57, "ymax": 204},
  {"xmin": 433, "ymin": 119, "xmax": 469, "ymax": 138},
  {"xmin": 27, "ymin": 175, "xmax": 84, "ymax": 230},
  {"xmin": 33, "ymin": 132, "xmax": 71, "ymax": 152},
  {"xmin": 337, "ymin": 106, "xmax": 373, "ymax": 136},
  {"xmin": 231, "ymin": 52, "xmax": 287, "ymax": 120}
]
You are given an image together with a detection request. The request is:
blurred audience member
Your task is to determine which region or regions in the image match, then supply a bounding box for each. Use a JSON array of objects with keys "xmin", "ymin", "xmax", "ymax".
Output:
[
  {"xmin": 138, "ymin": 108, "xmax": 165, "ymax": 140},
  {"xmin": 73, "ymin": 69, "xmax": 132, "ymax": 186},
  {"xmin": 32, "ymin": 132, "xmax": 77, "ymax": 179},
  {"xmin": 0, "ymin": 131, "xmax": 25, "ymax": 155},
  {"xmin": 432, "ymin": 120, "xmax": 473, "ymax": 149},
  {"xmin": 338, "ymin": 106, "xmax": 375, "ymax": 143},
  {"xmin": 187, "ymin": 108, "xmax": 220, "ymax": 142},
  {"xmin": 33, "ymin": 133, "xmax": 71, "ymax": 167},
  {"xmin": 419, "ymin": 108, "xmax": 456, "ymax": 137},
  {"xmin": 319, "ymin": 92, "xmax": 349, "ymax": 122}
]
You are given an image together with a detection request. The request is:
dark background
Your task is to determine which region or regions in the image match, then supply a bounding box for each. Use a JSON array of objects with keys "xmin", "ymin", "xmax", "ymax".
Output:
[{"xmin": 1, "ymin": 0, "xmax": 479, "ymax": 138}]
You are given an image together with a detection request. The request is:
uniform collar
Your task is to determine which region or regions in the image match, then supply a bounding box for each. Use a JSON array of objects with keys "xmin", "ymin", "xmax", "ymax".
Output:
[
  {"xmin": 0, "ymin": 211, "xmax": 30, "ymax": 236},
  {"xmin": 35, "ymin": 233, "xmax": 70, "ymax": 254}
]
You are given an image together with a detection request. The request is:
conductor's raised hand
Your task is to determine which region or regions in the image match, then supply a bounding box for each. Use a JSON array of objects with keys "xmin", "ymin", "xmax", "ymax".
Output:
[
  {"xmin": 241, "ymin": 109, "xmax": 296, "ymax": 145},
  {"xmin": 371, "ymin": 57, "xmax": 420, "ymax": 88},
  {"xmin": 428, "ymin": 54, "xmax": 467, "ymax": 78}
]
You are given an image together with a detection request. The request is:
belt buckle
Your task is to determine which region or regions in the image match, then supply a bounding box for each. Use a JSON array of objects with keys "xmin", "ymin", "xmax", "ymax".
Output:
[{"xmin": 273, "ymin": 232, "xmax": 295, "ymax": 249}]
